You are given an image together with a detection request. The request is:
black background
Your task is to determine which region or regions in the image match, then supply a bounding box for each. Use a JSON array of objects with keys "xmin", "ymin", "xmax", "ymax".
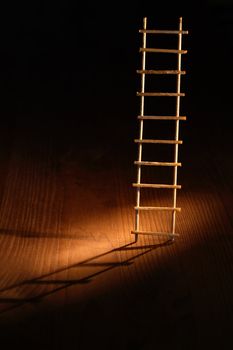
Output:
[{"xmin": 0, "ymin": 0, "xmax": 232, "ymax": 133}]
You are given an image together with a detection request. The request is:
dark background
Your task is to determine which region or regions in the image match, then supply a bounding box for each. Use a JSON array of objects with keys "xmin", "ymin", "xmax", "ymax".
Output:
[
  {"xmin": 0, "ymin": 0, "xmax": 232, "ymax": 135},
  {"xmin": 0, "ymin": 0, "xmax": 232, "ymax": 189}
]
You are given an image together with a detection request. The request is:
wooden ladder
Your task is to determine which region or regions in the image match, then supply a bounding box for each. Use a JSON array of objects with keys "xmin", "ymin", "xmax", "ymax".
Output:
[{"xmin": 132, "ymin": 17, "xmax": 188, "ymax": 242}]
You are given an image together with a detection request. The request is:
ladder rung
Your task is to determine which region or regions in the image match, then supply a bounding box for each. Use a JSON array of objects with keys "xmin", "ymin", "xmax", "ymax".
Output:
[
  {"xmin": 137, "ymin": 92, "xmax": 185, "ymax": 97},
  {"xmin": 132, "ymin": 183, "xmax": 181, "ymax": 189},
  {"xmin": 137, "ymin": 70, "xmax": 186, "ymax": 75},
  {"xmin": 134, "ymin": 161, "xmax": 181, "ymax": 167},
  {"xmin": 138, "ymin": 116, "xmax": 187, "ymax": 121},
  {"xmin": 135, "ymin": 139, "xmax": 183, "ymax": 145},
  {"xmin": 135, "ymin": 206, "xmax": 181, "ymax": 212},
  {"xmin": 139, "ymin": 29, "xmax": 188, "ymax": 35},
  {"xmin": 140, "ymin": 48, "xmax": 187, "ymax": 54},
  {"xmin": 131, "ymin": 230, "xmax": 180, "ymax": 237}
]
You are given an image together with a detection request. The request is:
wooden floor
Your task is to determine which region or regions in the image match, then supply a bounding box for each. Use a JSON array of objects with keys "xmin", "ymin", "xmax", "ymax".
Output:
[{"xmin": 0, "ymin": 116, "xmax": 232, "ymax": 350}]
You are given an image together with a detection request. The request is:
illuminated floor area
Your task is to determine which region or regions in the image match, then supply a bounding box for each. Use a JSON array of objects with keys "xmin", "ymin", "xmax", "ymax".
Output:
[{"xmin": 0, "ymin": 120, "xmax": 232, "ymax": 349}]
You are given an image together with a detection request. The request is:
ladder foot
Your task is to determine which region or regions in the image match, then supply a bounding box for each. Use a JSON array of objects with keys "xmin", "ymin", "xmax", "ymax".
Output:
[{"xmin": 131, "ymin": 230, "xmax": 179, "ymax": 238}]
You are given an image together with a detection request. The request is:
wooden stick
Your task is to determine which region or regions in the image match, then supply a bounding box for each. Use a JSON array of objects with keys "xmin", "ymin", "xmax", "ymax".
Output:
[
  {"xmin": 137, "ymin": 70, "xmax": 186, "ymax": 75},
  {"xmin": 139, "ymin": 29, "xmax": 188, "ymax": 35},
  {"xmin": 134, "ymin": 139, "xmax": 183, "ymax": 144},
  {"xmin": 138, "ymin": 116, "xmax": 187, "ymax": 120},
  {"xmin": 172, "ymin": 17, "xmax": 183, "ymax": 238},
  {"xmin": 140, "ymin": 48, "xmax": 187, "ymax": 54},
  {"xmin": 137, "ymin": 92, "xmax": 185, "ymax": 97},
  {"xmin": 131, "ymin": 230, "xmax": 180, "ymax": 237},
  {"xmin": 134, "ymin": 161, "xmax": 181, "ymax": 167},
  {"xmin": 135, "ymin": 17, "xmax": 147, "ymax": 241},
  {"xmin": 132, "ymin": 183, "xmax": 181, "ymax": 189},
  {"xmin": 134, "ymin": 206, "xmax": 181, "ymax": 211}
]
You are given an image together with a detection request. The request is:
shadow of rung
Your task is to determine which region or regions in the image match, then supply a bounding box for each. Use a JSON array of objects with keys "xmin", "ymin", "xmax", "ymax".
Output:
[{"xmin": 27, "ymin": 278, "xmax": 92, "ymax": 285}]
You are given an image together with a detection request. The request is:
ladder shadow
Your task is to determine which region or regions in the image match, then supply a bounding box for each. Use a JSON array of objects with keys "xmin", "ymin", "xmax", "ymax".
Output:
[
  {"xmin": 0, "ymin": 237, "xmax": 173, "ymax": 314},
  {"xmin": 0, "ymin": 228, "xmax": 83, "ymax": 239}
]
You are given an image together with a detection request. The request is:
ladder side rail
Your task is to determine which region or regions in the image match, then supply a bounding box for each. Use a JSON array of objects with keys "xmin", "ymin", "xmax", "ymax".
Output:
[
  {"xmin": 135, "ymin": 17, "xmax": 147, "ymax": 242},
  {"xmin": 172, "ymin": 17, "xmax": 183, "ymax": 237}
]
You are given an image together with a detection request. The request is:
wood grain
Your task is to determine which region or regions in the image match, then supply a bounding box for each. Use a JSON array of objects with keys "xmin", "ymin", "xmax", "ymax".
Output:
[{"xmin": 0, "ymin": 121, "xmax": 232, "ymax": 350}]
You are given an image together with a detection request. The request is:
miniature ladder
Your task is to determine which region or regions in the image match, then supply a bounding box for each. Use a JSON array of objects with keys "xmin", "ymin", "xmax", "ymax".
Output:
[{"xmin": 132, "ymin": 17, "xmax": 188, "ymax": 241}]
